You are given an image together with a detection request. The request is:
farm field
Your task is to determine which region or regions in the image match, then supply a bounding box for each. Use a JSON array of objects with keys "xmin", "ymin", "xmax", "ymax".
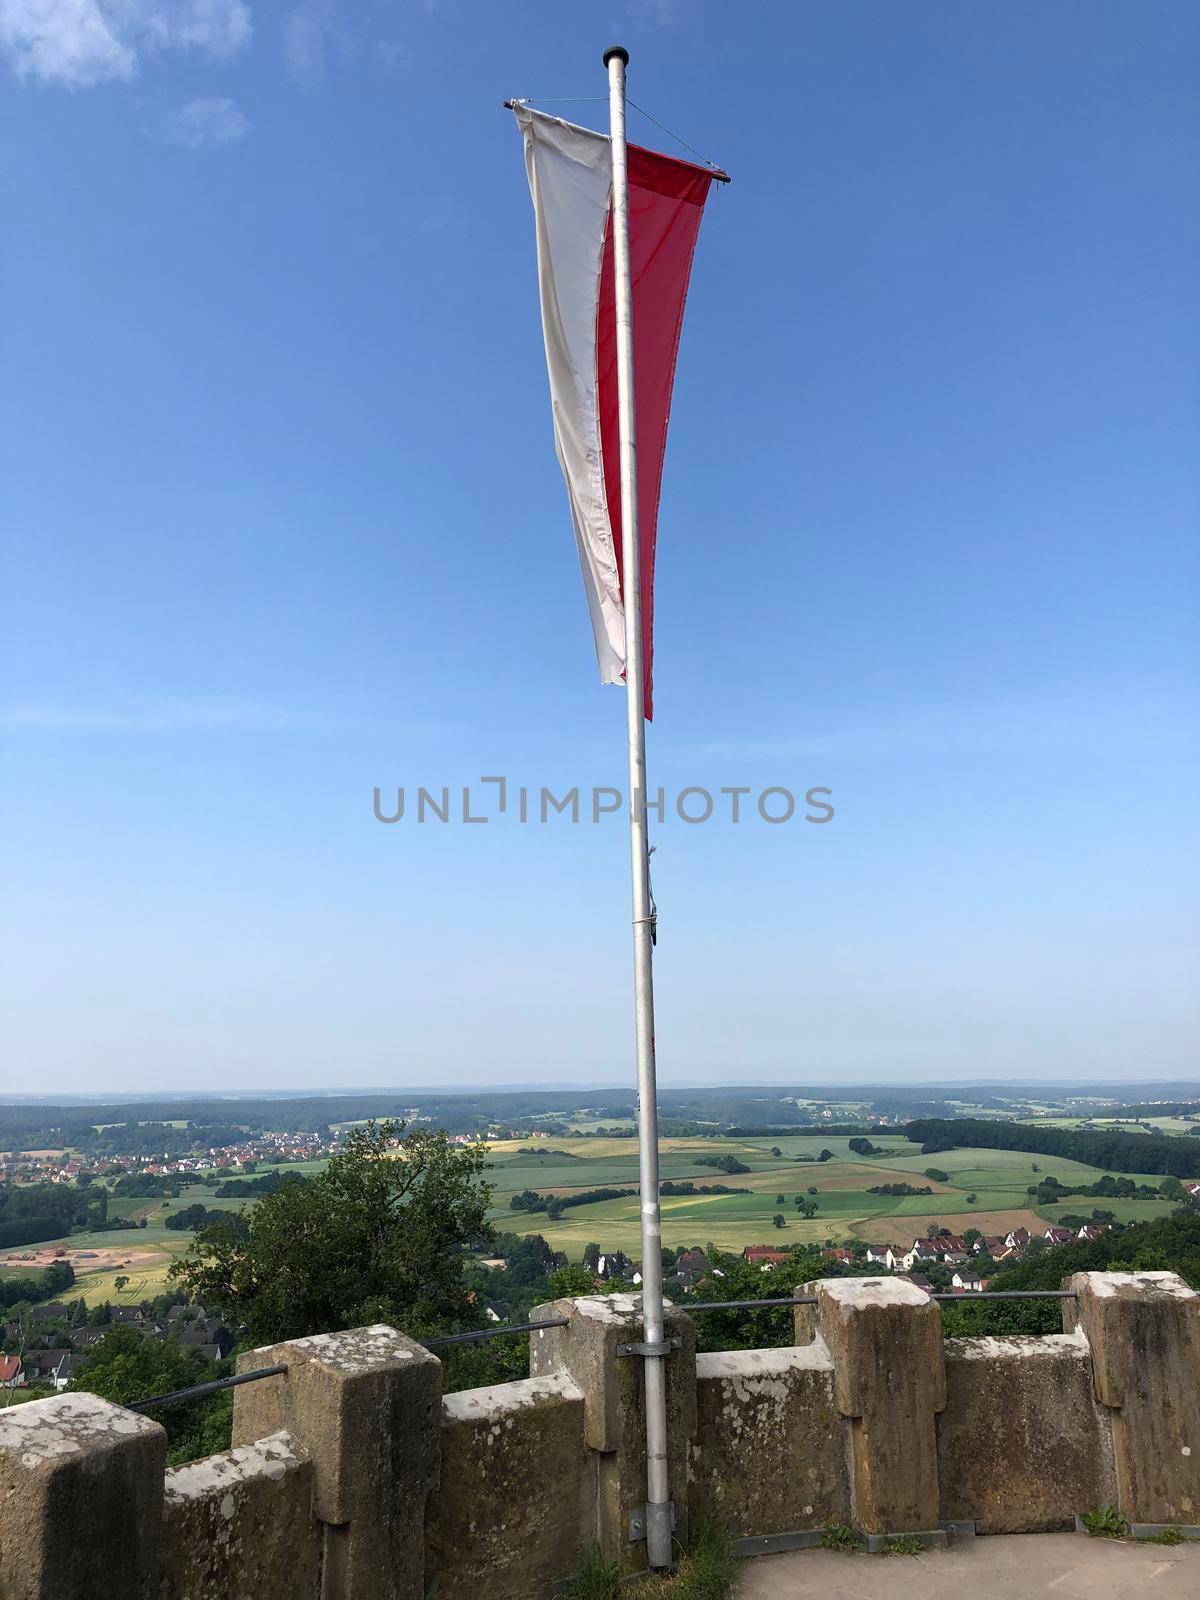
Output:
[
  {"xmin": 1023, "ymin": 1116, "xmax": 1200, "ymax": 1137},
  {"xmin": 483, "ymin": 1136, "xmax": 1180, "ymax": 1256},
  {"xmin": 1, "ymin": 1134, "xmax": 1184, "ymax": 1292},
  {"xmin": 0, "ymin": 1176, "xmax": 318, "ymax": 1308}
]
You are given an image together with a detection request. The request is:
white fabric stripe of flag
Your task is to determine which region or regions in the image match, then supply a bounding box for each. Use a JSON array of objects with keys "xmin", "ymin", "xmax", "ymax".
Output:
[{"xmin": 515, "ymin": 106, "xmax": 625, "ymax": 686}]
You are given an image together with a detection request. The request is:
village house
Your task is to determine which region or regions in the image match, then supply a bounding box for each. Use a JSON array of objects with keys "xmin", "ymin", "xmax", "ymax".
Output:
[
  {"xmin": 899, "ymin": 1241, "xmax": 939, "ymax": 1272},
  {"xmin": 974, "ymin": 1235, "xmax": 1006, "ymax": 1256},
  {"xmin": 1044, "ymin": 1226, "xmax": 1075, "ymax": 1246},
  {"xmin": 742, "ymin": 1246, "xmax": 791, "ymax": 1270}
]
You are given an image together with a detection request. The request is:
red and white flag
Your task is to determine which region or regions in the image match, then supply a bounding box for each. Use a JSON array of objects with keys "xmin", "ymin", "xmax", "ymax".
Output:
[{"xmin": 514, "ymin": 105, "xmax": 716, "ymax": 719}]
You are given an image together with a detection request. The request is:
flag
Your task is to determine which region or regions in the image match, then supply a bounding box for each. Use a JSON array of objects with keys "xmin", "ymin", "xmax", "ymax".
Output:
[{"xmin": 514, "ymin": 105, "xmax": 715, "ymax": 719}]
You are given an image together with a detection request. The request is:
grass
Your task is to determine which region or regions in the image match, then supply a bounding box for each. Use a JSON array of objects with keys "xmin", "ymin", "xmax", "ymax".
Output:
[
  {"xmin": 1140, "ymin": 1526, "xmax": 1188, "ymax": 1545},
  {"xmin": 1081, "ymin": 1504, "xmax": 1129, "ymax": 1540},
  {"xmin": 560, "ymin": 1519, "xmax": 739, "ymax": 1599},
  {"xmin": 879, "ymin": 1535, "xmax": 925, "ymax": 1556},
  {"xmin": 819, "ymin": 1523, "xmax": 862, "ymax": 1552},
  {"xmin": 559, "ymin": 1548, "xmax": 621, "ymax": 1598}
]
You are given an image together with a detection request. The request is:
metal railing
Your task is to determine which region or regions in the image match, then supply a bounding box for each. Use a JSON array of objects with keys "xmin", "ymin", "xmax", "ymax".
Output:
[{"xmin": 122, "ymin": 1289, "xmax": 1076, "ymax": 1413}]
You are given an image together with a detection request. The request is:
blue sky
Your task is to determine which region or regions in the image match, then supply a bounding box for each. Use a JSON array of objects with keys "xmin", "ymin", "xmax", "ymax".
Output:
[{"xmin": 1, "ymin": 2, "xmax": 1197, "ymax": 1091}]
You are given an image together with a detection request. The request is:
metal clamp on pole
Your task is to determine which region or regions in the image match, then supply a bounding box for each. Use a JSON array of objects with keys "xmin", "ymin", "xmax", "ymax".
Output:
[
  {"xmin": 616, "ymin": 1336, "xmax": 681, "ymax": 1359},
  {"xmin": 628, "ymin": 1501, "xmax": 677, "ymax": 1545}
]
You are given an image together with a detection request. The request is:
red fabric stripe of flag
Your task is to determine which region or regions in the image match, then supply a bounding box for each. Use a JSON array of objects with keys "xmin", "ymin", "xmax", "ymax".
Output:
[{"xmin": 514, "ymin": 107, "xmax": 714, "ymax": 719}]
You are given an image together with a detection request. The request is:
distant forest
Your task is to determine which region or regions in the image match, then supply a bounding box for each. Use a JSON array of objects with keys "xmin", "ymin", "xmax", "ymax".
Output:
[
  {"xmin": 0, "ymin": 1085, "xmax": 1197, "ymax": 1155},
  {"xmin": 0, "ymin": 1090, "xmax": 921, "ymax": 1149}
]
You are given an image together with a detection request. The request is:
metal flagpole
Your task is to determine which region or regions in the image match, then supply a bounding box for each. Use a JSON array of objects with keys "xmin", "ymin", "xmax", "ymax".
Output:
[{"xmin": 603, "ymin": 43, "xmax": 673, "ymax": 1571}]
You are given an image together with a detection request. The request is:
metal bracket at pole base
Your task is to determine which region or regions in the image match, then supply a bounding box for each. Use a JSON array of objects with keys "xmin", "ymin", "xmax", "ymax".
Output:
[
  {"xmin": 616, "ymin": 1336, "xmax": 681, "ymax": 1359},
  {"xmin": 628, "ymin": 1500, "xmax": 676, "ymax": 1545}
]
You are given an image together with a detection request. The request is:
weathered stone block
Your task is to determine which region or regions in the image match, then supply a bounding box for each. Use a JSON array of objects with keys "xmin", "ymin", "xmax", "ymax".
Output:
[
  {"xmin": 232, "ymin": 1324, "xmax": 441, "ymax": 1600},
  {"xmin": 938, "ymin": 1334, "xmax": 1117, "ymax": 1532},
  {"xmin": 1064, "ymin": 1270, "xmax": 1200, "ymax": 1525},
  {"xmin": 0, "ymin": 1391, "xmax": 166, "ymax": 1600},
  {"xmin": 800, "ymin": 1277, "xmax": 945, "ymax": 1534},
  {"xmin": 159, "ymin": 1430, "xmax": 320, "ymax": 1600},
  {"xmin": 529, "ymin": 1294, "xmax": 697, "ymax": 1571},
  {"xmin": 424, "ymin": 1372, "xmax": 589, "ymax": 1600},
  {"xmin": 690, "ymin": 1346, "xmax": 849, "ymax": 1536}
]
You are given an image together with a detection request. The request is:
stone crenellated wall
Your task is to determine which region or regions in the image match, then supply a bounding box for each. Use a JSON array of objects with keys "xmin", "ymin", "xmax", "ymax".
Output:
[{"xmin": 0, "ymin": 1273, "xmax": 1197, "ymax": 1600}]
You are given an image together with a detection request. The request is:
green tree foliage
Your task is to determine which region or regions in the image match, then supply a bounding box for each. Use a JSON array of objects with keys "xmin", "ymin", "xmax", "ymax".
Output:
[
  {"xmin": 940, "ymin": 1213, "xmax": 1200, "ymax": 1338},
  {"xmin": 68, "ymin": 1327, "xmax": 235, "ymax": 1464},
  {"xmin": 0, "ymin": 1182, "xmax": 107, "ymax": 1249},
  {"xmin": 212, "ymin": 1172, "xmax": 303, "ymax": 1199},
  {"xmin": 924, "ymin": 1168, "xmax": 950, "ymax": 1183},
  {"xmin": 164, "ymin": 1204, "xmax": 234, "ymax": 1232},
  {"xmin": 0, "ymin": 1258, "xmax": 78, "ymax": 1312},
  {"xmin": 547, "ymin": 1264, "xmax": 597, "ymax": 1297},
  {"xmin": 170, "ymin": 1120, "xmax": 492, "ymax": 1345},
  {"xmin": 847, "ymin": 1138, "xmax": 881, "ymax": 1157}
]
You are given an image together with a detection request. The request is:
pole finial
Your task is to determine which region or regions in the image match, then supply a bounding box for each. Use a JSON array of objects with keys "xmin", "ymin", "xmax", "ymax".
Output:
[{"xmin": 603, "ymin": 45, "xmax": 629, "ymax": 68}]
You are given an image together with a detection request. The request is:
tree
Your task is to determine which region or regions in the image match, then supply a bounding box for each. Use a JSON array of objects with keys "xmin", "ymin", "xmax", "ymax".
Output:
[
  {"xmin": 171, "ymin": 1120, "xmax": 492, "ymax": 1345},
  {"xmin": 41, "ymin": 1259, "xmax": 75, "ymax": 1294},
  {"xmin": 924, "ymin": 1168, "xmax": 950, "ymax": 1183},
  {"xmin": 113, "ymin": 1276, "xmax": 129, "ymax": 1292},
  {"xmin": 772, "ymin": 1214, "xmax": 786, "ymax": 1230},
  {"xmin": 807, "ymin": 1186, "xmax": 818, "ymax": 1195},
  {"xmin": 581, "ymin": 1242, "xmax": 601, "ymax": 1273},
  {"xmin": 966, "ymin": 1194, "xmax": 978, "ymax": 1204},
  {"xmin": 68, "ymin": 1328, "xmax": 228, "ymax": 1463},
  {"xmin": 776, "ymin": 1194, "xmax": 786, "ymax": 1206},
  {"xmin": 770, "ymin": 1147, "xmax": 782, "ymax": 1159},
  {"xmin": 547, "ymin": 1264, "xmax": 596, "ymax": 1297}
]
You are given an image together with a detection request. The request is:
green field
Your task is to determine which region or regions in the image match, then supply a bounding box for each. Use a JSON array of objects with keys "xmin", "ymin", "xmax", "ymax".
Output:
[
  {"xmin": 482, "ymin": 1135, "xmax": 1180, "ymax": 1255},
  {"xmin": 0, "ymin": 1166, "xmax": 330, "ymax": 1307},
  {"xmin": 1, "ymin": 1137, "xmax": 1184, "ymax": 1292}
]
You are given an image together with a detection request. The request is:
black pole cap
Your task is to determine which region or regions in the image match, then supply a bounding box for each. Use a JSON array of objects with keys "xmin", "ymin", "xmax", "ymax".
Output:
[{"xmin": 603, "ymin": 45, "xmax": 629, "ymax": 67}]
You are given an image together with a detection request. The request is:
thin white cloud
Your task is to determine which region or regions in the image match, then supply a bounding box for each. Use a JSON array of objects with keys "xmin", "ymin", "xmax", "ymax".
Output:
[
  {"xmin": 0, "ymin": 699, "xmax": 299, "ymax": 732},
  {"xmin": 375, "ymin": 35, "xmax": 401, "ymax": 70},
  {"xmin": 627, "ymin": 0, "xmax": 688, "ymax": 24},
  {"xmin": 161, "ymin": 94, "xmax": 250, "ymax": 148},
  {"xmin": 0, "ymin": 0, "xmax": 251, "ymax": 88},
  {"xmin": 0, "ymin": 0, "xmax": 134, "ymax": 84},
  {"xmin": 677, "ymin": 693, "xmax": 1200, "ymax": 764},
  {"xmin": 281, "ymin": 1, "xmax": 328, "ymax": 88},
  {"xmin": 0, "ymin": 698, "xmax": 451, "ymax": 735}
]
